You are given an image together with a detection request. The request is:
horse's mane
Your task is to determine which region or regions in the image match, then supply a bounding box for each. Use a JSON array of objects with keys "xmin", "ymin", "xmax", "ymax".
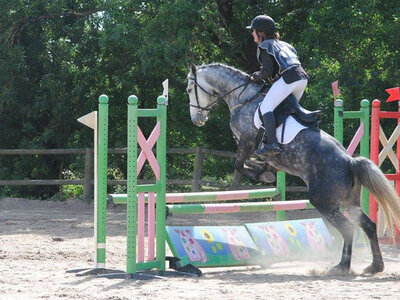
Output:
[{"xmin": 198, "ymin": 63, "xmax": 250, "ymax": 81}]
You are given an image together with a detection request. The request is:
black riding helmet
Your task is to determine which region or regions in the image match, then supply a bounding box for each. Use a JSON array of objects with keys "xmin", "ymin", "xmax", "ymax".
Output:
[{"xmin": 246, "ymin": 15, "xmax": 276, "ymax": 38}]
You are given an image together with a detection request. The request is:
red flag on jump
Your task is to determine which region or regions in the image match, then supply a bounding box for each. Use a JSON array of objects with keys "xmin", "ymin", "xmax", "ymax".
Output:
[
  {"xmin": 386, "ymin": 87, "xmax": 400, "ymax": 102},
  {"xmin": 332, "ymin": 80, "xmax": 341, "ymax": 101}
]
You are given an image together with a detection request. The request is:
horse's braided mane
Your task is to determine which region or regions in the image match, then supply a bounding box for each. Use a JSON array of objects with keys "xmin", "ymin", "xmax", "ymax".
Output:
[{"xmin": 198, "ymin": 63, "xmax": 250, "ymax": 81}]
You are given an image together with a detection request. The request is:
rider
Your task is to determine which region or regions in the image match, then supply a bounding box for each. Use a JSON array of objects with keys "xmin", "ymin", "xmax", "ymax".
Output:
[{"xmin": 248, "ymin": 15, "xmax": 309, "ymax": 156}]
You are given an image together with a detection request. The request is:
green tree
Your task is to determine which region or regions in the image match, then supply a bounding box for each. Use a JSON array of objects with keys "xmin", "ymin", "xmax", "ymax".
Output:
[{"xmin": 1, "ymin": 0, "xmax": 399, "ymax": 197}]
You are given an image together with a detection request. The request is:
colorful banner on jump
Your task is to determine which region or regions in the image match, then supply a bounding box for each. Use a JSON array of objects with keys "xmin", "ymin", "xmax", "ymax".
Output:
[
  {"xmin": 166, "ymin": 225, "xmax": 259, "ymax": 267},
  {"xmin": 166, "ymin": 218, "xmax": 336, "ymax": 268},
  {"xmin": 245, "ymin": 218, "xmax": 333, "ymax": 258}
]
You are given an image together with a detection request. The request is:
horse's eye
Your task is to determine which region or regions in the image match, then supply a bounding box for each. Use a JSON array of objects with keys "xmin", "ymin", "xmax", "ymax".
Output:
[{"xmin": 187, "ymin": 88, "xmax": 192, "ymax": 93}]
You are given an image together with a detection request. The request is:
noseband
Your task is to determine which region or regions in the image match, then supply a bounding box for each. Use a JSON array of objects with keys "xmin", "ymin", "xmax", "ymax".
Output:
[
  {"xmin": 189, "ymin": 72, "xmax": 220, "ymax": 112},
  {"xmin": 189, "ymin": 72, "xmax": 251, "ymax": 112}
]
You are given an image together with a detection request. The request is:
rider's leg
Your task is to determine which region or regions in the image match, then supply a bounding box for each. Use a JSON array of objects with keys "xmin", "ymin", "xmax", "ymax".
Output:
[
  {"xmin": 255, "ymin": 78, "xmax": 308, "ymax": 156},
  {"xmin": 259, "ymin": 78, "xmax": 308, "ymax": 112},
  {"xmin": 291, "ymin": 79, "xmax": 308, "ymax": 101},
  {"xmin": 255, "ymin": 111, "xmax": 281, "ymax": 155}
]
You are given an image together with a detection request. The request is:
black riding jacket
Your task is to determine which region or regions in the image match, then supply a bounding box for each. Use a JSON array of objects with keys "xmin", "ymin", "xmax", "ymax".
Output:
[{"xmin": 252, "ymin": 39, "xmax": 309, "ymax": 84}]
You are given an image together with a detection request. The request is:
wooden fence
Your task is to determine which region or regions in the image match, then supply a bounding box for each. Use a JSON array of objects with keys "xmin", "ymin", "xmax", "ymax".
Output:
[{"xmin": 0, "ymin": 148, "xmax": 308, "ymax": 200}]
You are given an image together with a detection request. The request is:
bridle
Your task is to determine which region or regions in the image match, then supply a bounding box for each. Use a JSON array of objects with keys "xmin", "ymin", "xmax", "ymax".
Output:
[{"xmin": 188, "ymin": 71, "xmax": 252, "ymax": 112}]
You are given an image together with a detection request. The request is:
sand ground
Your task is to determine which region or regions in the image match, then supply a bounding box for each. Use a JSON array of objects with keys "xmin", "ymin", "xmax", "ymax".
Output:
[{"xmin": 1, "ymin": 198, "xmax": 400, "ymax": 300}]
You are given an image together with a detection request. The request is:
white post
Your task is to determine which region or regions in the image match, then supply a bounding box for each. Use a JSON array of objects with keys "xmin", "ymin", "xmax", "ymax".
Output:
[
  {"xmin": 77, "ymin": 111, "xmax": 99, "ymax": 268},
  {"xmin": 162, "ymin": 79, "xmax": 169, "ymax": 100}
]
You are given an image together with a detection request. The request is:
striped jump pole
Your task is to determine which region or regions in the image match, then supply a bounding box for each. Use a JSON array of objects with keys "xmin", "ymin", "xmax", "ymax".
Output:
[
  {"xmin": 334, "ymin": 99, "xmax": 370, "ymax": 214},
  {"xmin": 166, "ymin": 199, "xmax": 314, "ymax": 215},
  {"xmin": 110, "ymin": 187, "xmax": 280, "ymax": 204},
  {"xmin": 109, "ymin": 175, "xmax": 286, "ymax": 221}
]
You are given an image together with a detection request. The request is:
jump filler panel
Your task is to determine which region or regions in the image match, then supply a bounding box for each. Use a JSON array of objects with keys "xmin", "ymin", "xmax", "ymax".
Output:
[{"xmin": 166, "ymin": 218, "xmax": 335, "ymax": 268}]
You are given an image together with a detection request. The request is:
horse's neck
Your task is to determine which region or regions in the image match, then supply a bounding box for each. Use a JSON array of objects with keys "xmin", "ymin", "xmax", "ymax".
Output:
[{"xmin": 211, "ymin": 70, "xmax": 259, "ymax": 113}]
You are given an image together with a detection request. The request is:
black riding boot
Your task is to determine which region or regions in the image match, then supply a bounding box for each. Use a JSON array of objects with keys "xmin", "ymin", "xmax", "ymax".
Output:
[{"xmin": 255, "ymin": 112, "xmax": 281, "ymax": 156}]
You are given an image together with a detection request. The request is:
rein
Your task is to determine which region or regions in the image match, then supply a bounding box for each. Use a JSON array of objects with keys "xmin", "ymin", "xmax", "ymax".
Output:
[{"xmin": 189, "ymin": 72, "xmax": 258, "ymax": 113}]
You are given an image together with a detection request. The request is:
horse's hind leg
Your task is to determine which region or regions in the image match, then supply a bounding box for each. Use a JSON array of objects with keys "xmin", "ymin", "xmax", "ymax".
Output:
[
  {"xmin": 317, "ymin": 205, "xmax": 355, "ymax": 273},
  {"xmin": 349, "ymin": 207, "xmax": 384, "ymax": 274}
]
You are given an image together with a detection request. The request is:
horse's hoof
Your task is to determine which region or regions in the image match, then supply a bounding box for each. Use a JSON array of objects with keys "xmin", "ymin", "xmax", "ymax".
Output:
[
  {"xmin": 362, "ymin": 263, "xmax": 384, "ymax": 275},
  {"xmin": 328, "ymin": 264, "xmax": 350, "ymax": 275},
  {"xmin": 259, "ymin": 171, "xmax": 276, "ymax": 183}
]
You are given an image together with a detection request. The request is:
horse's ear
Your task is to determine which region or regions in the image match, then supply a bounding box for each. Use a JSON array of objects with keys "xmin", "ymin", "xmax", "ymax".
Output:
[{"xmin": 190, "ymin": 64, "xmax": 197, "ymax": 75}]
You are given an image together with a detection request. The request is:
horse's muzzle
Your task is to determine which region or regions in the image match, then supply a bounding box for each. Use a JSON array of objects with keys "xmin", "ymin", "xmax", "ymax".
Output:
[{"xmin": 191, "ymin": 114, "xmax": 208, "ymax": 127}]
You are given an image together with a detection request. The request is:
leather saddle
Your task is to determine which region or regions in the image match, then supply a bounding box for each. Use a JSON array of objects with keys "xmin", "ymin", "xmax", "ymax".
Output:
[
  {"xmin": 274, "ymin": 94, "xmax": 321, "ymax": 128},
  {"xmin": 257, "ymin": 94, "xmax": 322, "ymax": 144}
]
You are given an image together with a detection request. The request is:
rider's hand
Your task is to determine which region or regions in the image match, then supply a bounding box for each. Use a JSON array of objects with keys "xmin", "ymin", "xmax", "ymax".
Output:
[{"xmin": 250, "ymin": 72, "xmax": 263, "ymax": 82}]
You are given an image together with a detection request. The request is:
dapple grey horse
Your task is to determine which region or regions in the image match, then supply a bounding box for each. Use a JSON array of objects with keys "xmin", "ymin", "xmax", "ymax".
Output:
[{"xmin": 186, "ymin": 63, "xmax": 400, "ymax": 274}]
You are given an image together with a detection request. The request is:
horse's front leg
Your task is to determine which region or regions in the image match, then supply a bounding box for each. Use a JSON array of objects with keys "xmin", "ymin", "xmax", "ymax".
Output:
[
  {"xmin": 244, "ymin": 158, "xmax": 276, "ymax": 183},
  {"xmin": 233, "ymin": 139, "xmax": 275, "ymax": 187}
]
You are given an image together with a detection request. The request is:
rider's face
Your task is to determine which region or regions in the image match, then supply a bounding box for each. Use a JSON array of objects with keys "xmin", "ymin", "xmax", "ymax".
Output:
[{"xmin": 252, "ymin": 29, "xmax": 259, "ymax": 43}]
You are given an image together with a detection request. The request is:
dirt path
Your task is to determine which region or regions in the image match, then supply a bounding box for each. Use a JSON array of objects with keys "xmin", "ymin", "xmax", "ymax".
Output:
[{"xmin": 1, "ymin": 198, "xmax": 400, "ymax": 300}]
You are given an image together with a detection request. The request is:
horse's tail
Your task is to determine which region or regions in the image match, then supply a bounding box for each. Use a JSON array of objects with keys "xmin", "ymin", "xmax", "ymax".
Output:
[{"xmin": 350, "ymin": 156, "xmax": 400, "ymax": 235}]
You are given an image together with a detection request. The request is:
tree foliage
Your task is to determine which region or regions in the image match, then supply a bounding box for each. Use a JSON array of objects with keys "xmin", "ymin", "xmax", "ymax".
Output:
[{"xmin": 1, "ymin": 0, "xmax": 399, "ymax": 197}]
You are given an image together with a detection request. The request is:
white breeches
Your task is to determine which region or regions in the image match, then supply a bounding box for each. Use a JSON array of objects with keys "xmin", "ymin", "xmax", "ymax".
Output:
[{"xmin": 259, "ymin": 77, "xmax": 308, "ymax": 114}]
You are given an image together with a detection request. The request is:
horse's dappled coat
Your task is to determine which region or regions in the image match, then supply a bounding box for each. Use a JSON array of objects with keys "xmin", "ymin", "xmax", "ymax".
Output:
[{"xmin": 187, "ymin": 63, "xmax": 400, "ymax": 274}]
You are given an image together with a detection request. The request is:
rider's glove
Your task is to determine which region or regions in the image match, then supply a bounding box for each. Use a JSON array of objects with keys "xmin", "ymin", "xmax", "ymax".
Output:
[{"xmin": 250, "ymin": 72, "xmax": 263, "ymax": 82}]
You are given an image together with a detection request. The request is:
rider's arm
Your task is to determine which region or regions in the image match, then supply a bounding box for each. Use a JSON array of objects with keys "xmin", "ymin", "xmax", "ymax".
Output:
[{"xmin": 251, "ymin": 49, "xmax": 276, "ymax": 82}]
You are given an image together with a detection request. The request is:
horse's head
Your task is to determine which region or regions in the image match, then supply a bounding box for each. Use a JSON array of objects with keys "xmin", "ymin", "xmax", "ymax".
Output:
[{"xmin": 186, "ymin": 64, "xmax": 218, "ymax": 127}]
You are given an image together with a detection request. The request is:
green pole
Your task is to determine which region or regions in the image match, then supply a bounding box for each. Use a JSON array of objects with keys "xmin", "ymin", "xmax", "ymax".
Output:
[
  {"xmin": 126, "ymin": 95, "xmax": 139, "ymax": 275},
  {"xmin": 334, "ymin": 99, "xmax": 344, "ymax": 144},
  {"xmin": 360, "ymin": 99, "xmax": 370, "ymax": 215},
  {"xmin": 156, "ymin": 96, "xmax": 167, "ymax": 270},
  {"xmin": 276, "ymin": 171, "xmax": 286, "ymax": 221},
  {"xmin": 97, "ymin": 95, "xmax": 109, "ymax": 269}
]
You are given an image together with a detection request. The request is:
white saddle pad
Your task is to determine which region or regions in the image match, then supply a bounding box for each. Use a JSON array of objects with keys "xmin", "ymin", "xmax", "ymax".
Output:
[{"xmin": 253, "ymin": 110, "xmax": 308, "ymax": 144}]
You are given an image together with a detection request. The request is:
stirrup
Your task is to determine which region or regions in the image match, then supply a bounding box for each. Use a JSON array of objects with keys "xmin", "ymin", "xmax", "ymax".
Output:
[{"xmin": 255, "ymin": 143, "xmax": 281, "ymax": 156}]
